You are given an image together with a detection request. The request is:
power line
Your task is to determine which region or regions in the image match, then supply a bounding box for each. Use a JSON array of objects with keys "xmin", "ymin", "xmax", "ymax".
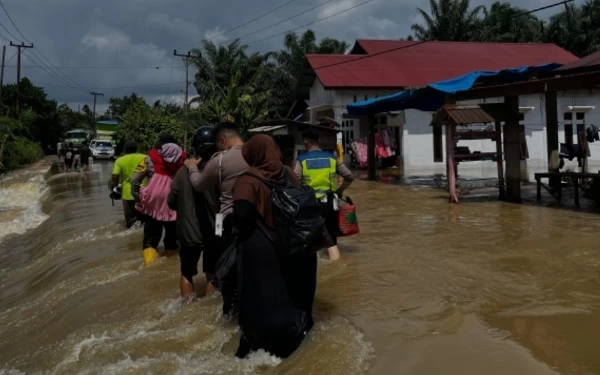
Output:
[
  {"xmin": 177, "ymin": 0, "xmax": 299, "ymax": 49},
  {"xmin": 56, "ymin": 81, "xmax": 187, "ymax": 91},
  {"xmin": 216, "ymin": 0, "xmax": 335, "ymax": 47},
  {"xmin": 21, "ymin": 50, "xmax": 86, "ymax": 91},
  {"xmin": 5, "ymin": 65, "xmax": 186, "ymax": 69},
  {"xmin": 0, "ymin": 0, "xmax": 88, "ymax": 93},
  {"xmin": 311, "ymin": 0, "xmax": 575, "ymax": 71},
  {"xmin": 244, "ymin": 0, "xmax": 376, "ymax": 47}
]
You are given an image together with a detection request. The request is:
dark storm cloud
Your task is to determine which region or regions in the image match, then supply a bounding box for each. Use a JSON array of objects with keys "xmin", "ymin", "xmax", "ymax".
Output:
[{"xmin": 0, "ymin": 0, "xmax": 548, "ymax": 110}]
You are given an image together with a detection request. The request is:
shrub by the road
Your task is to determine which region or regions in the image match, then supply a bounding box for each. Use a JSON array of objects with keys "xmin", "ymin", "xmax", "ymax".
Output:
[{"xmin": 1, "ymin": 136, "xmax": 44, "ymax": 171}]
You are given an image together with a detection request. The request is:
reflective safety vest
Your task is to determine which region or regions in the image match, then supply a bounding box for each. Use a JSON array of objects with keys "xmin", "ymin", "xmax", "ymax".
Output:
[{"xmin": 298, "ymin": 150, "xmax": 337, "ymax": 199}]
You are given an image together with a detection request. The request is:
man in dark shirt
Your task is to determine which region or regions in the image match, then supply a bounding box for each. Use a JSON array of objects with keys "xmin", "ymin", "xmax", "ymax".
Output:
[
  {"xmin": 80, "ymin": 141, "xmax": 92, "ymax": 172},
  {"xmin": 168, "ymin": 127, "xmax": 219, "ymax": 300}
]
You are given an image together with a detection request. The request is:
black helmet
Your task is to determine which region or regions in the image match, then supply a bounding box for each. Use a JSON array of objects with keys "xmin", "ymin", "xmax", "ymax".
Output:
[{"xmin": 192, "ymin": 126, "xmax": 217, "ymax": 160}]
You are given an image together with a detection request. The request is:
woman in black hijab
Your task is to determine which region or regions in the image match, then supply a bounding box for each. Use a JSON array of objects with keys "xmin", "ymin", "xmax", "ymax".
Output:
[{"xmin": 232, "ymin": 134, "xmax": 317, "ymax": 359}]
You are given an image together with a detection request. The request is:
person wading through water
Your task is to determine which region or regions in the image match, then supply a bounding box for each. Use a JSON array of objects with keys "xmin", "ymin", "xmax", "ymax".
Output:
[
  {"xmin": 111, "ymin": 140, "xmax": 147, "ymax": 228},
  {"xmin": 80, "ymin": 141, "xmax": 92, "ymax": 172},
  {"xmin": 184, "ymin": 122, "xmax": 249, "ymax": 320},
  {"xmin": 232, "ymin": 134, "xmax": 317, "ymax": 358},
  {"xmin": 294, "ymin": 130, "xmax": 354, "ymax": 261},
  {"xmin": 64, "ymin": 143, "xmax": 74, "ymax": 172},
  {"xmin": 168, "ymin": 127, "xmax": 219, "ymax": 300},
  {"xmin": 132, "ymin": 135, "xmax": 186, "ymax": 265}
]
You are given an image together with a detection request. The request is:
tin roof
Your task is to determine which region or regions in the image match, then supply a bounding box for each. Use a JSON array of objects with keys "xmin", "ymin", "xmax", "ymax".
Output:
[
  {"xmin": 306, "ymin": 40, "xmax": 577, "ymax": 89},
  {"xmin": 248, "ymin": 125, "xmax": 287, "ymax": 133},
  {"xmin": 556, "ymin": 50, "xmax": 600, "ymax": 72},
  {"xmin": 431, "ymin": 105, "xmax": 495, "ymax": 126}
]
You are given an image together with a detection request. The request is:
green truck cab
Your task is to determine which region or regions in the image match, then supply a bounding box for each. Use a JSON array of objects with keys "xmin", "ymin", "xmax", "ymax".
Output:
[{"xmin": 64, "ymin": 129, "xmax": 94, "ymax": 149}]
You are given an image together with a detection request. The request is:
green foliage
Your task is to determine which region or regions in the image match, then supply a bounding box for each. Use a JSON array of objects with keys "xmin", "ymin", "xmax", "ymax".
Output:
[
  {"xmin": 114, "ymin": 100, "xmax": 185, "ymax": 152},
  {"xmin": 1, "ymin": 136, "xmax": 44, "ymax": 171},
  {"xmin": 411, "ymin": 0, "xmax": 484, "ymax": 41},
  {"xmin": 196, "ymin": 70, "xmax": 270, "ymax": 138},
  {"xmin": 191, "ymin": 31, "xmax": 349, "ymax": 119},
  {"xmin": 410, "ymin": 0, "xmax": 600, "ymax": 56},
  {"xmin": 0, "ymin": 115, "xmax": 44, "ymax": 170}
]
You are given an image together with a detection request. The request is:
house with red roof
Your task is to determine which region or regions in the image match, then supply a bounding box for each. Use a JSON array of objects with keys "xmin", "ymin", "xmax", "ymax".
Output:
[{"xmin": 298, "ymin": 39, "xmax": 600, "ymax": 178}]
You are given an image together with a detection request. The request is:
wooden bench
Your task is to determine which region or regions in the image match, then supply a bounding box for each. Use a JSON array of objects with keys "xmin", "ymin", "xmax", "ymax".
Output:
[{"xmin": 534, "ymin": 172, "xmax": 600, "ymax": 207}]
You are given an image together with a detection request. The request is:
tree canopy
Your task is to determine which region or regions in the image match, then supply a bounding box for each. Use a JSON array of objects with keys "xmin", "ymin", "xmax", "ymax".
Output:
[{"xmin": 411, "ymin": 0, "xmax": 600, "ymax": 57}]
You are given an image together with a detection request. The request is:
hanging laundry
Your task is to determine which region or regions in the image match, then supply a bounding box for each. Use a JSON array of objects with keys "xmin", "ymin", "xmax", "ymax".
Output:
[
  {"xmin": 352, "ymin": 138, "xmax": 368, "ymax": 168},
  {"xmin": 375, "ymin": 129, "xmax": 393, "ymax": 158},
  {"xmin": 586, "ymin": 124, "xmax": 599, "ymax": 143}
]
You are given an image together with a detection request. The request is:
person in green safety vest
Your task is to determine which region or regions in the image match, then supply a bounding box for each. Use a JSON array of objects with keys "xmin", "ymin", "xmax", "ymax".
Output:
[{"xmin": 294, "ymin": 130, "xmax": 354, "ymax": 261}]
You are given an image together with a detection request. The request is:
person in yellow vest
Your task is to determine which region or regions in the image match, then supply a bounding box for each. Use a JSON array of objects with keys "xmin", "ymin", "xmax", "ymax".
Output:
[{"xmin": 294, "ymin": 130, "xmax": 354, "ymax": 261}]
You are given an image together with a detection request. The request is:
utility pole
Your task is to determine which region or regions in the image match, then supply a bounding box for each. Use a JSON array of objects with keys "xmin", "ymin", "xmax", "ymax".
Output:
[
  {"xmin": 174, "ymin": 50, "xmax": 193, "ymax": 150},
  {"xmin": 90, "ymin": 91, "xmax": 104, "ymax": 133},
  {"xmin": 10, "ymin": 42, "xmax": 33, "ymax": 112},
  {"xmin": 0, "ymin": 46, "xmax": 6, "ymax": 112}
]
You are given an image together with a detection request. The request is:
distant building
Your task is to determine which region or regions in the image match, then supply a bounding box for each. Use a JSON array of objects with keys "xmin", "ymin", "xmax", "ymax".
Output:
[
  {"xmin": 95, "ymin": 120, "xmax": 118, "ymax": 141},
  {"xmin": 299, "ymin": 39, "xmax": 597, "ymax": 179}
]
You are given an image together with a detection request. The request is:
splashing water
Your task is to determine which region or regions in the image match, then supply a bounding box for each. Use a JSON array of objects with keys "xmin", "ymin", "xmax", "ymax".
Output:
[{"xmin": 0, "ymin": 174, "xmax": 49, "ymax": 240}]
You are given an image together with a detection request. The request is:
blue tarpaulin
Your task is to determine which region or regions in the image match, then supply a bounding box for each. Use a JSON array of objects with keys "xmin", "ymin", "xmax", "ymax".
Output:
[{"xmin": 346, "ymin": 63, "xmax": 562, "ymax": 116}]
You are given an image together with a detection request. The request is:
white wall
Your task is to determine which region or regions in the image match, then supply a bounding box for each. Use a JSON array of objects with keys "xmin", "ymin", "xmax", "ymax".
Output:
[
  {"xmin": 307, "ymin": 77, "xmax": 600, "ymax": 180},
  {"xmin": 402, "ymin": 91, "xmax": 600, "ymax": 180}
]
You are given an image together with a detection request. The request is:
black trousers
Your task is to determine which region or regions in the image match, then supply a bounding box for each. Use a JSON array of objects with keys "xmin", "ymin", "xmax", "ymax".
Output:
[
  {"xmin": 179, "ymin": 244, "xmax": 203, "ymax": 282},
  {"xmin": 143, "ymin": 216, "xmax": 177, "ymax": 250},
  {"xmin": 122, "ymin": 199, "xmax": 140, "ymax": 229},
  {"xmin": 319, "ymin": 195, "xmax": 339, "ymax": 246}
]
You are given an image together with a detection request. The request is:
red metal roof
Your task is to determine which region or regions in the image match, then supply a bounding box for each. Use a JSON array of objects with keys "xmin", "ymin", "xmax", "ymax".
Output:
[
  {"xmin": 306, "ymin": 40, "xmax": 578, "ymax": 90},
  {"xmin": 352, "ymin": 39, "xmax": 422, "ymax": 54},
  {"xmin": 556, "ymin": 50, "xmax": 600, "ymax": 71}
]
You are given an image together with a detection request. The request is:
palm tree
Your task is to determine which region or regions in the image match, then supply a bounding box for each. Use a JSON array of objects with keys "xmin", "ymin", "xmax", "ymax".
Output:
[
  {"xmin": 191, "ymin": 39, "xmax": 271, "ymax": 105},
  {"xmin": 411, "ymin": 0, "xmax": 484, "ymax": 41},
  {"xmin": 545, "ymin": 3, "xmax": 589, "ymax": 56},
  {"xmin": 477, "ymin": 2, "xmax": 543, "ymax": 43},
  {"xmin": 580, "ymin": 0, "xmax": 600, "ymax": 54},
  {"xmin": 195, "ymin": 70, "xmax": 269, "ymax": 138},
  {"xmin": 273, "ymin": 30, "xmax": 349, "ymax": 117}
]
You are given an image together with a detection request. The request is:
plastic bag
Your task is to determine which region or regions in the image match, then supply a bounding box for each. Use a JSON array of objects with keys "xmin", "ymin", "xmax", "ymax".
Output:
[
  {"xmin": 338, "ymin": 197, "xmax": 359, "ymax": 237},
  {"xmin": 215, "ymin": 239, "xmax": 238, "ymax": 283}
]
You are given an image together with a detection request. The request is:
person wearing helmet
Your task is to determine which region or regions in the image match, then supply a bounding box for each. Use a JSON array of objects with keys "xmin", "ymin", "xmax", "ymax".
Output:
[
  {"xmin": 184, "ymin": 122, "xmax": 249, "ymax": 320},
  {"xmin": 168, "ymin": 127, "xmax": 219, "ymax": 300}
]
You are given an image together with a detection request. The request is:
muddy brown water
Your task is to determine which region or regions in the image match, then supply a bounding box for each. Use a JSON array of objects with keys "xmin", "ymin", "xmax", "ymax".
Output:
[{"xmin": 1, "ymin": 161, "xmax": 599, "ymax": 374}]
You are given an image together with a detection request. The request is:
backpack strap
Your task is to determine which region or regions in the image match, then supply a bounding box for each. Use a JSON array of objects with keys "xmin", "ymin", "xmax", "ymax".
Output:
[{"xmin": 242, "ymin": 171, "xmax": 283, "ymax": 190}]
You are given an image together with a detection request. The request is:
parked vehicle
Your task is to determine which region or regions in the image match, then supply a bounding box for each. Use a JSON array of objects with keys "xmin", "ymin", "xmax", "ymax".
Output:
[
  {"xmin": 64, "ymin": 129, "xmax": 94, "ymax": 150},
  {"xmin": 89, "ymin": 140, "xmax": 115, "ymax": 160}
]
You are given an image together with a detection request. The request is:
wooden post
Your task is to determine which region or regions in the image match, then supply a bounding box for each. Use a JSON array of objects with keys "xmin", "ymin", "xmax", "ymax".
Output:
[
  {"xmin": 0, "ymin": 45, "xmax": 5, "ymax": 112},
  {"xmin": 367, "ymin": 114, "xmax": 376, "ymax": 180},
  {"xmin": 504, "ymin": 95, "xmax": 521, "ymax": 203},
  {"xmin": 446, "ymin": 123, "xmax": 459, "ymax": 203},
  {"xmin": 544, "ymin": 91, "xmax": 560, "ymax": 187},
  {"xmin": 495, "ymin": 120, "xmax": 505, "ymax": 199}
]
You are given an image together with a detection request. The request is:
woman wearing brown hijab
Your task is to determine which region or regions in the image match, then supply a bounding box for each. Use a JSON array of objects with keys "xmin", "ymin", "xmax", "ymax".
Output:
[{"xmin": 232, "ymin": 134, "xmax": 317, "ymax": 359}]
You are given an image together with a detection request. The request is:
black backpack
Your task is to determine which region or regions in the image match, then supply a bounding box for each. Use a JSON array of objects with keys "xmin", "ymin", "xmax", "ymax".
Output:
[{"xmin": 244, "ymin": 170, "xmax": 325, "ymax": 257}]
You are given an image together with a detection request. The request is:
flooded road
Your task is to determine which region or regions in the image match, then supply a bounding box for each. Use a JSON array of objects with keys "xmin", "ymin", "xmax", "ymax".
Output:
[{"xmin": 1, "ymin": 161, "xmax": 600, "ymax": 374}]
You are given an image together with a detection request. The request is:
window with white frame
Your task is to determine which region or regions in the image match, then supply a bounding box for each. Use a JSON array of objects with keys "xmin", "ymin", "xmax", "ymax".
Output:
[{"xmin": 341, "ymin": 119, "xmax": 355, "ymax": 145}]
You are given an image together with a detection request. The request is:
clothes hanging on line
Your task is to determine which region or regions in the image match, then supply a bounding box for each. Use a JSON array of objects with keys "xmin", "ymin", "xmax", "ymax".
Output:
[{"xmin": 351, "ymin": 138, "xmax": 368, "ymax": 168}]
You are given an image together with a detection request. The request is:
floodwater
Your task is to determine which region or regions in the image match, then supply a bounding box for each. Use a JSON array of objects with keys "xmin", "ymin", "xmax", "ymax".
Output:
[{"xmin": 1, "ymin": 160, "xmax": 600, "ymax": 374}]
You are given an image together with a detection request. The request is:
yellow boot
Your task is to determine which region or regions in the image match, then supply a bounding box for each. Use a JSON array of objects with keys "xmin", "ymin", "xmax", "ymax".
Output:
[{"xmin": 143, "ymin": 247, "xmax": 160, "ymax": 265}]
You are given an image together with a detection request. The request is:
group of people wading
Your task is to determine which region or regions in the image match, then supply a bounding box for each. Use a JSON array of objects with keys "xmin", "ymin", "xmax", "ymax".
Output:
[{"xmin": 110, "ymin": 122, "xmax": 354, "ymax": 359}]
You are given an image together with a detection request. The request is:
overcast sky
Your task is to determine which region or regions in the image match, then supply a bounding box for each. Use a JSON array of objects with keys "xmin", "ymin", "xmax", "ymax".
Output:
[{"xmin": 0, "ymin": 0, "xmax": 568, "ymax": 113}]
